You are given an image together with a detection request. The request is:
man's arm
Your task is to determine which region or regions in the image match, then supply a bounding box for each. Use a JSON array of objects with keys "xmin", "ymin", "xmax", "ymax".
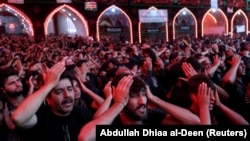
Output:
[
  {"xmin": 93, "ymin": 81, "xmax": 113, "ymax": 119},
  {"xmin": 78, "ymin": 75, "xmax": 133, "ymax": 141},
  {"xmin": 222, "ymin": 55, "xmax": 241, "ymax": 85},
  {"xmin": 146, "ymin": 85, "xmax": 200, "ymax": 125},
  {"xmin": 196, "ymin": 83, "xmax": 211, "ymax": 125},
  {"xmin": 214, "ymin": 91, "xmax": 249, "ymax": 125},
  {"xmin": 76, "ymin": 75, "xmax": 104, "ymax": 107}
]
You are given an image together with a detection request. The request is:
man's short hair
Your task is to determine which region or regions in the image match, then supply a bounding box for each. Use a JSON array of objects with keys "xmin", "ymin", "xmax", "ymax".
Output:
[
  {"xmin": 0, "ymin": 67, "xmax": 19, "ymax": 88},
  {"xmin": 187, "ymin": 73, "xmax": 216, "ymax": 95},
  {"xmin": 76, "ymin": 59, "xmax": 87, "ymax": 67},
  {"xmin": 184, "ymin": 57, "xmax": 205, "ymax": 73},
  {"xmin": 47, "ymin": 71, "xmax": 74, "ymax": 97},
  {"xmin": 111, "ymin": 73, "xmax": 147, "ymax": 95}
]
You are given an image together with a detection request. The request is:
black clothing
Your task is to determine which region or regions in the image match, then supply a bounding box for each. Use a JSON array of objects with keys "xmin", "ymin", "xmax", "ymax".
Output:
[
  {"xmin": 223, "ymin": 79, "xmax": 247, "ymax": 116},
  {"xmin": 112, "ymin": 108, "xmax": 167, "ymax": 125},
  {"xmin": 23, "ymin": 104, "xmax": 92, "ymax": 141},
  {"xmin": 211, "ymin": 107, "xmax": 236, "ymax": 125},
  {"xmin": 167, "ymin": 84, "xmax": 191, "ymax": 109},
  {"xmin": 242, "ymin": 56, "xmax": 250, "ymax": 83},
  {"xmin": 0, "ymin": 99, "xmax": 30, "ymax": 141},
  {"xmin": 140, "ymin": 71, "xmax": 166, "ymax": 100}
]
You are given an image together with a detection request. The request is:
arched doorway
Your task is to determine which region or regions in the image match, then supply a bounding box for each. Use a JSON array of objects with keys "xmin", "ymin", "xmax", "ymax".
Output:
[
  {"xmin": 231, "ymin": 9, "xmax": 248, "ymax": 37},
  {"xmin": 44, "ymin": 4, "xmax": 89, "ymax": 37},
  {"xmin": 202, "ymin": 8, "xmax": 228, "ymax": 37},
  {"xmin": 96, "ymin": 5, "xmax": 133, "ymax": 44},
  {"xmin": 0, "ymin": 3, "xmax": 34, "ymax": 37},
  {"xmin": 173, "ymin": 7, "xmax": 197, "ymax": 40},
  {"xmin": 138, "ymin": 6, "xmax": 168, "ymax": 43}
]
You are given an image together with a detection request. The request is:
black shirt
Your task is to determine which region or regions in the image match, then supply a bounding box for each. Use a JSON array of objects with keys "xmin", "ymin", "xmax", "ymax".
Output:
[
  {"xmin": 112, "ymin": 108, "xmax": 167, "ymax": 125},
  {"xmin": 24, "ymin": 104, "xmax": 93, "ymax": 141}
]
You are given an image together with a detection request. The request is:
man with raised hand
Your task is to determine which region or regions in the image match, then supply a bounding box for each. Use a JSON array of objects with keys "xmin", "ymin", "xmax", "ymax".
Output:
[
  {"xmin": 11, "ymin": 57, "xmax": 93, "ymax": 141},
  {"xmin": 78, "ymin": 73, "xmax": 200, "ymax": 141}
]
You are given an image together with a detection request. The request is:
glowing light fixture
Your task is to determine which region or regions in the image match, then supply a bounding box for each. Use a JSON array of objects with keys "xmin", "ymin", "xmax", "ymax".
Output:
[
  {"xmin": 9, "ymin": 23, "xmax": 15, "ymax": 29},
  {"xmin": 0, "ymin": 3, "xmax": 34, "ymax": 37},
  {"xmin": 231, "ymin": 9, "xmax": 248, "ymax": 37},
  {"xmin": 44, "ymin": 4, "xmax": 89, "ymax": 36},
  {"xmin": 172, "ymin": 7, "xmax": 197, "ymax": 40},
  {"xmin": 138, "ymin": 6, "xmax": 168, "ymax": 43},
  {"xmin": 207, "ymin": 13, "xmax": 217, "ymax": 23},
  {"xmin": 211, "ymin": 8, "xmax": 217, "ymax": 12},
  {"xmin": 201, "ymin": 8, "xmax": 228, "ymax": 37},
  {"xmin": 96, "ymin": 5, "xmax": 133, "ymax": 43}
]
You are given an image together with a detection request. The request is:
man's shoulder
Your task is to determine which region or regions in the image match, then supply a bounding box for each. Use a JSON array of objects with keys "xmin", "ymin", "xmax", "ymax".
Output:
[
  {"xmin": 144, "ymin": 108, "xmax": 167, "ymax": 125},
  {"xmin": 73, "ymin": 105, "xmax": 92, "ymax": 113},
  {"xmin": 147, "ymin": 108, "xmax": 167, "ymax": 115},
  {"xmin": 72, "ymin": 106, "xmax": 93, "ymax": 119},
  {"xmin": 111, "ymin": 115, "xmax": 123, "ymax": 125}
]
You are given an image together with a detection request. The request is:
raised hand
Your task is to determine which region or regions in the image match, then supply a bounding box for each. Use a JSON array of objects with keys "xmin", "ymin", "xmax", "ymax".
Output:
[
  {"xmin": 213, "ymin": 54, "xmax": 221, "ymax": 67},
  {"xmin": 182, "ymin": 62, "xmax": 197, "ymax": 79},
  {"xmin": 197, "ymin": 82, "xmax": 211, "ymax": 109},
  {"xmin": 230, "ymin": 54, "xmax": 241, "ymax": 67},
  {"xmin": 42, "ymin": 61, "xmax": 65, "ymax": 87},
  {"xmin": 3, "ymin": 103, "xmax": 15, "ymax": 129},
  {"xmin": 112, "ymin": 75, "xmax": 133, "ymax": 106},
  {"xmin": 145, "ymin": 84, "xmax": 154, "ymax": 100},
  {"xmin": 214, "ymin": 90, "xmax": 221, "ymax": 108},
  {"xmin": 27, "ymin": 75, "xmax": 35, "ymax": 96},
  {"xmin": 74, "ymin": 66, "xmax": 86, "ymax": 83},
  {"xmin": 103, "ymin": 81, "xmax": 112, "ymax": 98},
  {"xmin": 42, "ymin": 63, "xmax": 49, "ymax": 74},
  {"xmin": 197, "ymin": 82, "xmax": 212, "ymax": 124},
  {"xmin": 155, "ymin": 57, "xmax": 164, "ymax": 69}
]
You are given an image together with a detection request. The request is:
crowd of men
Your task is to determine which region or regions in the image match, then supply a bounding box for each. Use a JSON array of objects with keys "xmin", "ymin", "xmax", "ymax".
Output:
[{"xmin": 0, "ymin": 33, "xmax": 249, "ymax": 141}]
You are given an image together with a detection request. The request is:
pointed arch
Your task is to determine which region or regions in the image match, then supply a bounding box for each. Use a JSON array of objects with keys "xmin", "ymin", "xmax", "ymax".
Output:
[
  {"xmin": 202, "ymin": 8, "xmax": 228, "ymax": 37},
  {"xmin": 231, "ymin": 9, "xmax": 248, "ymax": 37},
  {"xmin": 138, "ymin": 6, "xmax": 168, "ymax": 43},
  {"xmin": 207, "ymin": 13, "xmax": 217, "ymax": 23},
  {"xmin": 44, "ymin": 4, "xmax": 89, "ymax": 37},
  {"xmin": 172, "ymin": 7, "xmax": 197, "ymax": 40},
  {"xmin": 0, "ymin": 3, "xmax": 34, "ymax": 37},
  {"xmin": 96, "ymin": 5, "xmax": 133, "ymax": 43}
]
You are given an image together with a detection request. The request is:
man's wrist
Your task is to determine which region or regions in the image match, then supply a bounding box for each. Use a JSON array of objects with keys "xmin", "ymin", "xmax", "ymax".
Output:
[{"xmin": 114, "ymin": 101, "xmax": 125, "ymax": 107}]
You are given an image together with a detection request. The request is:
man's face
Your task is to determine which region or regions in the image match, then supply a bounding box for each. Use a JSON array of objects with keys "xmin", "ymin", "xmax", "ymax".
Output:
[
  {"xmin": 65, "ymin": 58, "xmax": 74, "ymax": 66},
  {"xmin": 3, "ymin": 75, "xmax": 23, "ymax": 97},
  {"xmin": 72, "ymin": 80, "xmax": 81, "ymax": 99},
  {"xmin": 237, "ymin": 61, "xmax": 246, "ymax": 76},
  {"xmin": 29, "ymin": 63, "xmax": 42, "ymax": 74},
  {"xmin": 123, "ymin": 89, "xmax": 148, "ymax": 121},
  {"xmin": 208, "ymin": 90, "xmax": 215, "ymax": 111},
  {"xmin": 116, "ymin": 55, "xmax": 123, "ymax": 64},
  {"xmin": 193, "ymin": 88, "xmax": 215, "ymax": 111},
  {"xmin": 79, "ymin": 62, "xmax": 90, "ymax": 73},
  {"xmin": 47, "ymin": 78, "xmax": 74, "ymax": 116}
]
